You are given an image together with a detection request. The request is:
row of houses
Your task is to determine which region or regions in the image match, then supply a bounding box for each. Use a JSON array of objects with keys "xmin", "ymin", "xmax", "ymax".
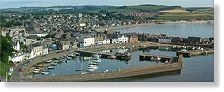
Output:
[{"xmin": 139, "ymin": 34, "xmax": 214, "ymax": 45}]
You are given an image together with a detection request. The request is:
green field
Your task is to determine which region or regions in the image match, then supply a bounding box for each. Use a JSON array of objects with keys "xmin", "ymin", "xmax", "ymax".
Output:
[{"xmin": 156, "ymin": 8, "xmax": 214, "ymax": 21}]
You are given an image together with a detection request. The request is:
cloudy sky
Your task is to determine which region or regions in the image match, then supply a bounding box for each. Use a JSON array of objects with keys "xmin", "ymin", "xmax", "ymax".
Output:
[{"xmin": 0, "ymin": 0, "xmax": 214, "ymax": 9}]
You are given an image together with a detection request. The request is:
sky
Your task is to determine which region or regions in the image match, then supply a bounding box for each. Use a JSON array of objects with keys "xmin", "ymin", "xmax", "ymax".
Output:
[{"xmin": 0, "ymin": 0, "xmax": 214, "ymax": 9}]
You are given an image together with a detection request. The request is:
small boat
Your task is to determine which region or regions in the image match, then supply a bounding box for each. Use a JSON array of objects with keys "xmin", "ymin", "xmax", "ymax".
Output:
[
  {"xmin": 165, "ymin": 60, "xmax": 169, "ymax": 64},
  {"xmin": 33, "ymin": 70, "xmax": 40, "ymax": 74},
  {"xmin": 45, "ymin": 60, "xmax": 52, "ymax": 63},
  {"xmin": 34, "ymin": 68, "xmax": 40, "ymax": 71},
  {"xmin": 67, "ymin": 56, "xmax": 72, "ymax": 60},
  {"xmin": 155, "ymin": 56, "xmax": 161, "ymax": 61},
  {"xmin": 81, "ymin": 72, "xmax": 87, "ymax": 74},
  {"xmin": 103, "ymin": 70, "xmax": 109, "ymax": 73},
  {"xmin": 150, "ymin": 57, "xmax": 155, "ymax": 61},
  {"xmin": 88, "ymin": 65, "xmax": 98, "ymax": 69},
  {"xmin": 87, "ymin": 68, "xmax": 96, "ymax": 72},
  {"xmin": 115, "ymin": 52, "xmax": 131, "ymax": 61},
  {"xmin": 41, "ymin": 71, "xmax": 50, "ymax": 75},
  {"xmin": 68, "ymin": 53, "xmax": 76, "ymax": 58},
  {"xmin": 75, "ymin": 53, "xmax": 80, "ymax": 56},
  {"xmin": 47, "ymin": 66, "xmax": 55, "ymax": 69},
  {"xmin": 107, "ymin": 55, "xmax": 116, "ymax": 59},
  {"xmin": 76, "ymin": 69, "xmax": 82, "ymax": 71}
]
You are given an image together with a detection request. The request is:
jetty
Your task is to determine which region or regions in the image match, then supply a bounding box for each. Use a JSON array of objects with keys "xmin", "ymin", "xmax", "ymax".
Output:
[{"xmin": 176, "ymin": 49, "xmax": 214, "ymax": 57}]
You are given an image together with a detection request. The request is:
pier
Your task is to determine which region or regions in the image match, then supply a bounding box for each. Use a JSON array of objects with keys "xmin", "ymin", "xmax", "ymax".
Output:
[{"xmin": 176, "ymin": 49, "xmax": 214, "ymax": 57}]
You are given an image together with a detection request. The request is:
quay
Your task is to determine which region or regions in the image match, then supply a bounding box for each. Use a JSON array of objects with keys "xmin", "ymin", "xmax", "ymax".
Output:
[
  {"xmin": 176, "ymin": 49, "xmax": 214, "ymax": 57},
  {"xmin": 139, "ymin": 54, "xmax": 177, "ymax": 63},
  {"xmin": 27, "ymin": 55, "xmax": 183, "ymax": 82}
]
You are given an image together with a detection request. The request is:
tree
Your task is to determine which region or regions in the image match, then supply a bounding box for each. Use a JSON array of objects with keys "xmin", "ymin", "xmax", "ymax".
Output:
[{"xmin": 0, "ymin": 35, "xmax": 14, "ymax": 63}]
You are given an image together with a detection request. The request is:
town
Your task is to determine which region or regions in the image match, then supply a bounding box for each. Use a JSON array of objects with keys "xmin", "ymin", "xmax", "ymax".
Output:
[{"xmin": 0, "ymin": 4, "xmax": 214, "ymax": 82}]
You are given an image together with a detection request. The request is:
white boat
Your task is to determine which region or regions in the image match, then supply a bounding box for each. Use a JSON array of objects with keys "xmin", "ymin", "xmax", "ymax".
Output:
[
  {"xmin": 47, "ymin": 66, "xmax": 55, "ymax": 69},
  {"xmin": 150, "ymin": 57, "xmax": 155, "ymax": 61},
  {"xmin": 155, "ymin": 56, "xmax": 161, "ymax": 61},
  {"xmin": 33, "ymin": 70, "xmax": 40, "ymax": 74},
  {"xmin": 87, "ymin": 68, "xmax": 96, "ymax": 72},
  {"xmin": 34, "ymin": 68, "xmax": 40, "ymax": 71},
  {"xmin": 41, "ymin": 71, "xmax": 50, "ymax": 75},
  {"xmin": 88, "ymin": 65, "xmax": 98, "ymax": 69},
  {"xmin": 67, "ymin": 56, "xmax": 72, "ymax": 60},
  {"xmin": 45, "ymin": 60, "xmax": 52, "ymax": 63},
  {"xmin": 76, "ymin": 69, "xmax": 82, "ymax": 71}
]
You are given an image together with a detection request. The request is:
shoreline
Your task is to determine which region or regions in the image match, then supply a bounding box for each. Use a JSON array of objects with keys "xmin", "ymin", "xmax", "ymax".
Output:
[{"xmin": 95, "ymin": 20, "xmax": 214, "ymax": 32}]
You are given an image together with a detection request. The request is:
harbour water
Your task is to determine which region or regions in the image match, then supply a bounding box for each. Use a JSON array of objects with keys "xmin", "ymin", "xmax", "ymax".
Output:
[
  {"xmin": 116, "ymin": 23, "xmax": 214, "ymax": 38},
  {"xmin": 34, "ymin": 23, "xmax": 214, "ymax": 82}
]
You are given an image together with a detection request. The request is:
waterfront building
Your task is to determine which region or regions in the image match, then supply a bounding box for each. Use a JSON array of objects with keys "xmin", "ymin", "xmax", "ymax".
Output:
[
  {"xmin": 158, "ymin": 37, "xmax": 172, "ymax": 43},
  {"xmin": 127, "ymin": 33, "xmax": 139, "ymax": 43},
  {"xmin": 95, "ymin": 39, "xmax": 110, "ymax": 45},
  {"xmin": 79, "ymin": 37, "xmax": 95, "ymax": 47},
  {"xmin": 171, "ymin": 37, "xmax": 183, "ymax": 43},
  {"xmin": 188, "ymin": 37, "xmax": 202, "ymax": 45},
  {"xmin": 28, "ymin": 42, "xmax": 46, "ymax": 59},
  {"xmin": 62, "ymin": 41, "xmax": 71, "ymax": 50},
  {"xmin": 11, "ymin": 54, "xmax": 26, "ymax": 63}
]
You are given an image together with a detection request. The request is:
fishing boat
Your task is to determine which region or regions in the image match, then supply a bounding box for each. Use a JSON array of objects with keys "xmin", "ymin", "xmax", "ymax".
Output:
[{"xmin": 115, "ymin": 52, "xmax": 131, "ymax": 61}]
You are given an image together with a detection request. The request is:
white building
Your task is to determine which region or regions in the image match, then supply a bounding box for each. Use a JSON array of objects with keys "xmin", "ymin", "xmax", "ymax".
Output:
[
  {"xmin": 111, "ymin": 35, "xmax": 129, "ymax": 44},
  {"xmin": 11, "ymin": 55, "xmax": 25, "ymax": 63},
  {"xmin": 27, "ymin": 33, "xmax": 48, "ymax": 37},
  {"xmin": 13, "ymin": 41, "xmax": 20, "ymax": 51},
  {"xmin": 95, "ymin": 39, "xmax": 110, "ymax": 45},
  {"xmin": 79, "ymin": 37, "xmax": 95, "ymax": 47},
  {"xmin": 43, "ymin": 47, "xmax": 49, "ymax": 55},
  {"xmin": 62, "ymin": 41, "xmax": 71, "ymax": 50},
  {"xmin": 28, "ymin": 43, "xmax": 48, "ymax": 59}
]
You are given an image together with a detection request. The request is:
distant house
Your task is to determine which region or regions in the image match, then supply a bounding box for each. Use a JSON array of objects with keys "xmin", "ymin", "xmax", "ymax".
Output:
[
  {"xmin": 61, "ymin": 41, "xmax": 71, "ymax": 50},
  {"xmin": 188, "ymin": 37, "xmax": 201, "ymax": 45},
  {"xmin": 158, "ymin": 37, "xmax": 172, "ymax": 43},
  {"xmin": 26, "ymin": 26, "xmax": 48, "ymax": 37},
  {"xmin": 109, "ymin": 33, "xmax": 129, "ymax": 44},
  {"xmin": 79, "ymin": 37, "xmax": 95, "ymax": 47},
  {"xmin": 27, "ymin": 31, "xmax": 48, "ymax": 37},
  {"xmin": 171, "ymin": 37, "xmax": 182, "ymax": 43},
  {"xmin": 95, "ymin": 39, "xmax": 110, "ymax": 45},
  {"xmin": 127, "ymin": 33, "xmax": 139, "ymax": 43},
  {"xmin": 28, "ymin": 43, "xmax": 43, "ymax": 58},
  {"xmin": 51, "ymin": 41, "xmax": 62, "ymax": 50},
  {"xmin": 11, "ymin": 54, "xmax": 26, "ymax": 63}
]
